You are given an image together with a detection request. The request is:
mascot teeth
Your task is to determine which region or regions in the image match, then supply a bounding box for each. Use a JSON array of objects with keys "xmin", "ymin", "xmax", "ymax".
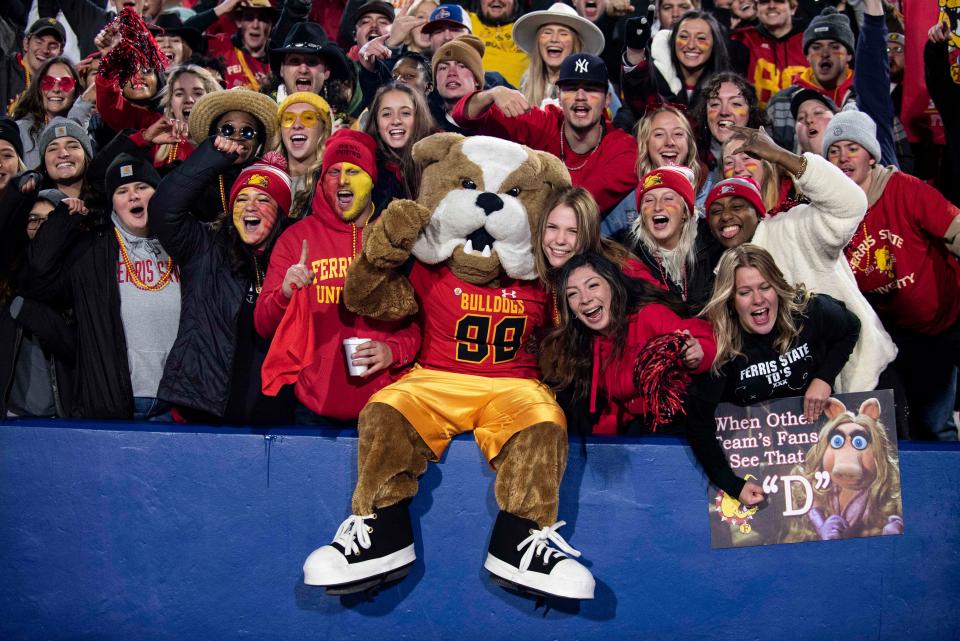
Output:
[{"xmin": 481, "ymin": 245, "xmax": 491, "ymax": 258}]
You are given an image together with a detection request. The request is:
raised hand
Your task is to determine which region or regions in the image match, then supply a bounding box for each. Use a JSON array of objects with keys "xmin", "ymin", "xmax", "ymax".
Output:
[
  {"xmin": 143, "ymin": 117, "xmax": 189, "ymax": 145},
  {"xmin": 489, "ymin": 86, "xmax": 531, "ymax": 118},
  {"xmin": 358, "ymin": 33, "xmax": 393, "ymax": 71},
  {"xmin": 680, "ymin": 329, "xmax": 704, "ymax": 370},
  {"xmin": 94, "ymin": 26, "xmax": 121, "ymax": 54},
  {"xmin": 213, "ymin": 134, "xmax": 244, "ymax": 157},
  {"xmin": 386, "ymin": 14, "xmax": 426, "ymax": 48},
  {"xmin": 62, "ymin": 198, "xmax": 89, "ymax": 216},
  {"xmin": 281, "ymin": 239, "xmax": 315, "ymax": 299}
]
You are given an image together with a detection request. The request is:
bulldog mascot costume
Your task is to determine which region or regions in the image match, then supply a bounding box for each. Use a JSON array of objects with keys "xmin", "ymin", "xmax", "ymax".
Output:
[{"xmin": 302, "ymin": 133, "xmax": 595, "ymax": 600}]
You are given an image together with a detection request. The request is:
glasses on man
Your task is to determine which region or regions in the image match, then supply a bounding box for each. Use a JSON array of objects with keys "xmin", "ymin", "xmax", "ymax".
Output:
[
  {"xmin": 40, "ymin": 75, "xmax": 76, "ymax": 93},
  {"xmin": 27, "ymin": 213, "xmax": 48, "ymax": 229},
  {"xmin": 886, "ymin": 45, "xmax": 904, "ymax": 54},
  {"xmin": 280, "ymin": 110, "xmax": 321, "ymax": 128},
  {"xmin": 218, "ymin": 123, "xmax": 259, "ymax": 140}
]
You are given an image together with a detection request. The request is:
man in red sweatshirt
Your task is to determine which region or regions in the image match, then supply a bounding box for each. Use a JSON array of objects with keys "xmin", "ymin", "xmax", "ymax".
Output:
[
  {"xmin": 826, "ymin": 109, "xmax": 960, "ymax": 440},
  {"xmin": 255, "ymin": 129, "xmax": 419, "ymax": 422},
  {"xmin": 452, "ymin": 52, "xmax": 637, "ymax": 214},
  {"xmin": 207, "ymin": 0, "xmax": 276, "ymax": 90}
]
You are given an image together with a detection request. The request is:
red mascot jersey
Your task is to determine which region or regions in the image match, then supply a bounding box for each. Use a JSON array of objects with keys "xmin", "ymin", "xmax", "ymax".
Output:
[{"xmin": 409, "ymin": 262, "xmax": 547, "ymax": 379}]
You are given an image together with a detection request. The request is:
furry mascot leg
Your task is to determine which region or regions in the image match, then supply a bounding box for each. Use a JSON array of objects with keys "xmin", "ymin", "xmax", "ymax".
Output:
[
  {"xmin": 492, "ymin": 422, "xmax": 567, "ymax": 526},
  {"xmin": 353, "ymin": 402, "xmax": 434, "ymax": 514},
  {"xmin": 484, "ymin": 422, "xmax": 595, "ymax": 600},
  {"xmin": 303, "ymin": 403, "xmax": 430, "ymax": 592}
]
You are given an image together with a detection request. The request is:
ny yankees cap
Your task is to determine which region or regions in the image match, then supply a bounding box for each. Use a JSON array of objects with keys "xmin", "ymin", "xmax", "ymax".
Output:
[{"xmin": 556, "ymin": 53, "xmax": 607, "ymax": 89}]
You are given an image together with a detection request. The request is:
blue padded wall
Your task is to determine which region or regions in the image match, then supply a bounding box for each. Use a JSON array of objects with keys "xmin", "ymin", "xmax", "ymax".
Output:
[{"xmin": 1, "ymin": 420, "xmax": 958, "ymax": 641}]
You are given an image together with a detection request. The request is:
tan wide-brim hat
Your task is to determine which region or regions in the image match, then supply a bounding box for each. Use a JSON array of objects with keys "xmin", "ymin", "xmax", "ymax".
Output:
[
  {"xmin": 188, "ymin": 87, "xmax": 280, "ymax": 146},
  {"xmin": 512, "ymin": 2, "xmax": 605, "ymax": 56}
]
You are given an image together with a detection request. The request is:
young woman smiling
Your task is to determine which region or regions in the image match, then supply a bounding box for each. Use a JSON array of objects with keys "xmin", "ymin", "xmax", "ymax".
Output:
[
  {"xmin": 622, "ymin": 10, "xmax": 732, "ymax": 113},
  {"xmin": 512, "ymin": 2, "xmax": 605, "ymax": 108},
  {"xmin": 626, "ymin": 166, "xmax": 722, "ymax": 307},
  {"xmin": 603, "ymin": 106, "xmax": 704, "ymax": 236},
  {"xmin": 278, "ymin": 92, "xmax": 333, "ymax": 219},
  {"xmin": 539, "ymin": 251, "xmax": 714, "ymax": 435},
  {"xmin": 535, "ymin": 187, "xmax": 656, "ymax": 327},
  {"xmin": 13, "ymin": 57, "xmax": 92, "ymax": 169},
  {"xmin": 683, "ymin": 244, "xmax": 860, "ymax": 505},
  {"xmin": 362, "ymin": 82, "xmax": 437, "ymax": 203},
  {"xmin": 149, "ymin": 135, "xmax": 295, "ymax": 423}
]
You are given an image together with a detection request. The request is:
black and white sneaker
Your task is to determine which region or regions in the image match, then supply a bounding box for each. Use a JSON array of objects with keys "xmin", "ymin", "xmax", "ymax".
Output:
[
  {"xmin": 303, "ymin": 500, "xmax": 415, "ymax": 594},
  {"xmin": 484, "ymin": 510, "xmax": 595, "ymax": 600}
]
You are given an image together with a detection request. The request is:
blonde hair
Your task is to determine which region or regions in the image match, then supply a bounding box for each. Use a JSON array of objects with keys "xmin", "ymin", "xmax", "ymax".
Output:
[
  {"xmin": 701, "ymin": 244, "xmax": 809, "ymax": 373},
  {"xmin": 534, "ymin": 186, "xmax": 633, "ymax": 285},
  {"xmin": 156, "ymin": 65, "xmax": 221, "ymax": 164},
  {"xmin": 520, "ymin": 24, "xmax": 584, "ymax": 107},
  {"xmin": 635, "ymin": 106, "xmax": 702, "ymax": 189}
]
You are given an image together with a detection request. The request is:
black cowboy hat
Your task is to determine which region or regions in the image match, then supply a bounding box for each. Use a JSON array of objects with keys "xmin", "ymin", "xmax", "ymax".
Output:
[
  {"xmin": 148, "ymin": 11, "xmax": 206, "ymax": 55},
  {"xmin": 269, "ymin": 22, "xmax": 351, "ymax": 82}
]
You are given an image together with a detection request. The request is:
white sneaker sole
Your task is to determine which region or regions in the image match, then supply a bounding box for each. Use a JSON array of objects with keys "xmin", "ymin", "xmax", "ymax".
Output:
[
  {"xmin": 484, "ymin": 553, "xmax": 595, "ymax": 600},
  {"xmin": 303, "ymin": 543, "xmax": 416, "ymax": 587}
]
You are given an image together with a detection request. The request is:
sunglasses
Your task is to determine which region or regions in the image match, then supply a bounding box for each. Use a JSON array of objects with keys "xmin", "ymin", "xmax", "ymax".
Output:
[
  {"xmin": 886, "ymin": 45, "xmax": 904, "ymax": 54},
  {"xmin": 218, "ymin": 123, "xmax": 259, "ymax": 140},
  {"xmin": 281, "ymin": 110, "xmax": 322, "ymax": 128},
  {"xmin": 40, "ymin": 75, "xmax": 76, "ymax": 93}
]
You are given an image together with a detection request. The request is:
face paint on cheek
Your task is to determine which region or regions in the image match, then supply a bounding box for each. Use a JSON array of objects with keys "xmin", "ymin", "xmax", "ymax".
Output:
[
  {"xmin": 232, "ymin": 187, "xmax": 279, "ymax": 246},
  {"xmin": 340, "ymin": 162, "xmax": 374, "ymax": 222}
]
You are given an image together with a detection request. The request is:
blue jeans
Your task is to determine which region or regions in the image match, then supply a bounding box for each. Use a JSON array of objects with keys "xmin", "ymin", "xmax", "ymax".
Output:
[{"xmin": 133, "ymin": 397, "xmax": 173, "ymax": 422}]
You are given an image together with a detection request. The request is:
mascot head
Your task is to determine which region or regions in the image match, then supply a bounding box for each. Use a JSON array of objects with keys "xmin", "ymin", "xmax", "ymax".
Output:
[{"xmin": 410, "ymin": 134, "xmax": 571, "ymax": 285}]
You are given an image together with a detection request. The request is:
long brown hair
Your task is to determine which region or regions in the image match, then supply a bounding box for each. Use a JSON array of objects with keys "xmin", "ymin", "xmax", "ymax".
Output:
[
  {"xmin": 12, "ymin": 57, "xmax": 82, "ymax": 141},
  {"xmin": 539, "ymin": 252, "xmax": 692, "ymax": 400},
  {"xmin": 701, "ymin": 244, "xmax": 810, "ymax": 373},
  {"xmin": 362, "ymin": 82, "xmax": 437, "ymax": 199},
  {"xmin": 534, "ymin": 186, "xmax": 633, "ymax": 286}
]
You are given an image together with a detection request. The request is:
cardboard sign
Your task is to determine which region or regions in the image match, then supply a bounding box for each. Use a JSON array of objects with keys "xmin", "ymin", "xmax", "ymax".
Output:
[{"xmin": 708, "ymin": 390, "xmax": 904, "ymax": 548}]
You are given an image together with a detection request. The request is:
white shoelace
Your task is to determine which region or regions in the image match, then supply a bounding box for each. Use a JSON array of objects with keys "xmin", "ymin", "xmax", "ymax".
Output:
[
  {"xmin": 331, "ymin": 514, "xmax": 374, "ymax": 557},
  {"xmin": 516, "ymin": 521, "xmax": 581, "ymax": 572}
]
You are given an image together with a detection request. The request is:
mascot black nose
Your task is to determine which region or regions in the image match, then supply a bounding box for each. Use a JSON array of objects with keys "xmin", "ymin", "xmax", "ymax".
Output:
[{"xmin": 475, "ymin": 192, "xmax": 504, "ymax": 215}]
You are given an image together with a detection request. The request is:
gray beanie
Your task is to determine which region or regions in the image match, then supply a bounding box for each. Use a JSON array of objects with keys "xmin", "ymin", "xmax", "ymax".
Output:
[
  {"xmin": 804, "ymin": 7, "xmax": 855, "ymax": 54},
  {"xmin": 821, "ymin": 105, "xmax": 881, "ymax": 161},
  {"xmin": 38, "ymin": 117, "xmax": 92, "ymax": 159}
]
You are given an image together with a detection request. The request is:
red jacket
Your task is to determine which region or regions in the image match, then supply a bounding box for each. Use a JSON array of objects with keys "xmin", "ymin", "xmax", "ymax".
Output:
[
  {"xmin": 96, "ymin": 73, "xmax": 160, "ymax": 132},
  {"xmin": 255, "ymin": 196, "xmax": 420, "ymax": 420},
  {"xmin": 452, "ymin": 92, "xmax": 639, "ymax": 213},
  {"xmin": 206, "ymin": 34, "xmax": 272, "ymax": 90},
  {"xmin": 844, "ymin": 170, "xmax": 960, "ymax": 335},
  {"xmin": 730, "ymin": 25, "xmax": 808, "ymax": 108},
  {"xmin": 591, "ymin": 304, "xmax": 715, "ymax": 435}
]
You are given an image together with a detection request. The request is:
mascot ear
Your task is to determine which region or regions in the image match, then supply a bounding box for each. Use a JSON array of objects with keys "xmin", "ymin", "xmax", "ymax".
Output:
[
  {"xmin": 531, "ymin": 149, "xmax": 572, "ymax": 191},
  {"xmin": 412, "ymin": 132, "xmax": 465, "ymax": 165},
  {"xmin": 858, "ymin": 398, "xmax": 881, "ymax": 421},
  {"xmin": 823, "ymin": 397, "xmax": 846, "ymax": 421}
]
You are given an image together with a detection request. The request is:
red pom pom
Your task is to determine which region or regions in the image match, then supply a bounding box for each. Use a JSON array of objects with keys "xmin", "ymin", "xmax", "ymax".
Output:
[
  {"xmin": 99, "ymin": 8, "xmax": 169, "ymax": 87},
  {"xmin": 260, "ymin": 150, "xmax": 288, "ymax": 171},
  {"xmin": 632, "ymin": 331, "xmax": 692, "ymax": 432}
]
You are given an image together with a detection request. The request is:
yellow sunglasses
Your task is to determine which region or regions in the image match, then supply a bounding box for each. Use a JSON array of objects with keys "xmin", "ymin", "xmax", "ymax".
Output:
[{"xmin": 281, "ymin": 110, "xmax": 323, "ymax": 128}]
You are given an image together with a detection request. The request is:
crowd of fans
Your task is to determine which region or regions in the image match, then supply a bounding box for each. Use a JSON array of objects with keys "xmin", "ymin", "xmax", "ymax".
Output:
[{"xmin": 1, "ymin": 0, "xmax": 958, "ymax": 498}]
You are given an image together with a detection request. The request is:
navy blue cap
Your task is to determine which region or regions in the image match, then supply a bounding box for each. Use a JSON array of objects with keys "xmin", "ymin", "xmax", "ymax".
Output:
[{"xmin": 556, "ymin": 53, "xmax": 608, "ymax": 88}]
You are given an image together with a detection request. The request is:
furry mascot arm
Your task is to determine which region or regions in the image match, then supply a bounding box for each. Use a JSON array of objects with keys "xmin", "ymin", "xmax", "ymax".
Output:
[{"xmin": 343, "ymin": 198, "xmax": 434, "ymax": 321}]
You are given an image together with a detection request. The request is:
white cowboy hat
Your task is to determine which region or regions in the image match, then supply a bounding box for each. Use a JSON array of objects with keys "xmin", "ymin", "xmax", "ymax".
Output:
[{"xmin": 512, "ymin": 2, "xmax": 605, "ymax": 56}]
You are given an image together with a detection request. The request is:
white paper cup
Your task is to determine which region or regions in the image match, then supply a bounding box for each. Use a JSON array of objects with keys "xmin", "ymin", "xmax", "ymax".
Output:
[{"xmin": 343, "ymin": 338, "xmax": 369, "ymax": 377}]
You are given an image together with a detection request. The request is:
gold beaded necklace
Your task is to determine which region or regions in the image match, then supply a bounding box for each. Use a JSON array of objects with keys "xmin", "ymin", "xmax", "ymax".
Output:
[{"xmin": 115, "ymin": 228, "xmax": 175, "ymax": 292}]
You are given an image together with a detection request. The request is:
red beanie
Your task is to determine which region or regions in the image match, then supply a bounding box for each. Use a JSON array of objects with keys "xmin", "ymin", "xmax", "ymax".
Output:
[
  {"xmin": 636, "ymin": 166, "xmax": 696, "ymax": 214},
  {"xmin": 322, "ymin": 129, "xmax": 378, "ymax": 183},
  {"xmin": 704, "ymin": 177, "xmax": 765, "ymax": 219},
  {"xmin": 230, "ymin": 151, "xmax": 293, "ymax": 215}
]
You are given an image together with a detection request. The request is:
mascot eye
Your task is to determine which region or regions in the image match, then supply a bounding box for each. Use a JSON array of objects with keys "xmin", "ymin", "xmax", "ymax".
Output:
[
  {"xmin": 851, "ymin": 435, "xmax": 869, "ymax": 450},
  {"xmin": 829, "ymin": 434, "xmax": 845, "ymax": 449},
  {"xmin": 506, "ymin": 187, "xmax": 521, "ymax": 197},
  {"xmin": 461, "ymin": 178, "xmax": 477, "ymax": 190}
]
